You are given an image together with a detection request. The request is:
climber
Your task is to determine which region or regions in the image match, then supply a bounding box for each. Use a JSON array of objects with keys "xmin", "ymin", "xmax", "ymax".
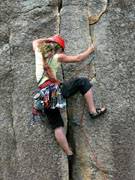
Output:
[{"xmin": 32, "ymin": 35, "xmax": 106, "ymax": 168}]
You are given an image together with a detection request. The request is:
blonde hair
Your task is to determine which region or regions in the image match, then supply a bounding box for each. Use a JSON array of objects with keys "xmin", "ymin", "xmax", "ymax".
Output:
[{"xmin": 38, "ymin": 41, "xmax": 62, "ymax": 58}]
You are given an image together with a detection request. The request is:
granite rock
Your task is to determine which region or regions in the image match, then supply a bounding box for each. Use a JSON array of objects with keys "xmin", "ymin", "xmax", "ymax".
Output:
[{"xmin": 0, "ymin": 0, "xmax": 135, "ymax": 180}]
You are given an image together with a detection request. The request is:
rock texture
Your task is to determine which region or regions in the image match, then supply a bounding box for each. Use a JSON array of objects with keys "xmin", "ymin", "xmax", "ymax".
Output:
[
  {"xmin": 0, "ymin": 0, "xmax": 135, "ymax": 180},
  {"xmin": 0, "ymin": 1, "xmax": 68, "ymax": 180}
]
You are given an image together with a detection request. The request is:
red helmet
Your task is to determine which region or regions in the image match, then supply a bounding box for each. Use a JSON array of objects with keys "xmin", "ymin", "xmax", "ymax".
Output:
[{"xmin": 48, "ymin": 35, "xmax": 65, "ymax": 50}]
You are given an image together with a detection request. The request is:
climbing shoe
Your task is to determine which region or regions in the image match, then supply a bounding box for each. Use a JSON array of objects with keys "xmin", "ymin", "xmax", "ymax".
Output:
[
  {"xmin": 68, "ymin": 155, "xmax": 74, "ymax": 179},
  {"xmin": 89, "ymin": 107, "xmax": 106, "ymax": 119}
]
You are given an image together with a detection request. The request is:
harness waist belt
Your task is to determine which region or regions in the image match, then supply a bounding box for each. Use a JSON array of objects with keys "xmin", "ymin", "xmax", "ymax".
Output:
[{"xmin": 39, "ymin": 80, "xmax": 52, "ymax": 89}]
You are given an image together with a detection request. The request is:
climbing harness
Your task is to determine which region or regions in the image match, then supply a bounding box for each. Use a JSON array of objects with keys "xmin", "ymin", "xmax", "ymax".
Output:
[
  {"xmin": 31, "ymin": 83, "xmax": 66, "ymax": 124},
  {"xmin": 70, "ymin": 55, "xmax": 107, "ymax": 180},
  {"xmin": 33, "ymin": 83, "xmax": 66, "ymax": 110}
]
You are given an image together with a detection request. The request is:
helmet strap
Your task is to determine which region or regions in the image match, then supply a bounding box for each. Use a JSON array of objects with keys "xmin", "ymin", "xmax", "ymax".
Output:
[
  {"xmin": 50, "ymin": 42, "xmax": 62, "ymax": 53},
  {"xmin": 50, "ymin": 42, "xmax": 57, "ymax": 53}
]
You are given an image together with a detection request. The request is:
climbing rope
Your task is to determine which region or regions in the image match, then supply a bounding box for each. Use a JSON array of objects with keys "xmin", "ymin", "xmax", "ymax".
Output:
[
  {"xmin": 65, "ymin": 56, "xmax": 95, "ymax": 83},
  {"xmin": 70, "ymin": 56, "xmax": 107, "ymax": 180}
]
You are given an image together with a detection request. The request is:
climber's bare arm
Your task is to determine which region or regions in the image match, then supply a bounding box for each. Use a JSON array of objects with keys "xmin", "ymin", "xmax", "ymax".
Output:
[
  {"xmin": 32, "ymin": 38, "xmax": 49, "ymax": 51},
  {"xmin": 58, "ymin": 45, "xmax": 94, "ymax": 63}
]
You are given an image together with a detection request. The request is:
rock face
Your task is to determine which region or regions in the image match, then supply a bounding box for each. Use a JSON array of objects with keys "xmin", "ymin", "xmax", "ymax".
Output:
[{"xmin": 0, "ymin": 0, "xmax": 135, "ymax": 180}]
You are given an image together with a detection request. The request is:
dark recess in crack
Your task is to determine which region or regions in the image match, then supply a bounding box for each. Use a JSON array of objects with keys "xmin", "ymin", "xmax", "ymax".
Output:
[
  {"xmin": 58, "ymin": 1, "xmax": 74, "ymax": 179},
  {"xmin": 58, "ymin": 0, "xmax": 62, "ymax": 13}
]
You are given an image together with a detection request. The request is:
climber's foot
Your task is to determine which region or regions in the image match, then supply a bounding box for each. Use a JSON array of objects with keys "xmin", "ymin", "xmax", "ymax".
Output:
[
  {"xmin": 89, "ymin": 107, "xmax": 106, "ymax": 119},
  {"xmin": 68, "ymin": 155, "xmax": 74, "ymax": 179}
]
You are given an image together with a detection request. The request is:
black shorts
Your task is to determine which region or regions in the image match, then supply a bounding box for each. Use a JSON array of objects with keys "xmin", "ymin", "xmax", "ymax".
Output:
[
  {"xmin": 44, "ymin": 108, "xmax": 64, "ymax": 130},
  {"xmin": 61, "ymin": 77, "xmax": 92, "ymax": 98},
  {"xmin": 45, "ymin": 77, "xmax": 92, "ymax": 130}
]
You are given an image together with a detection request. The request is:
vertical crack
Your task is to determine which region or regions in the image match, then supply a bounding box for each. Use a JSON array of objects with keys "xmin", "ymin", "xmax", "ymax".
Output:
[
  {"xmin": 8, "ymin": 26, "xmax": 17, "ymax": 148},
  {"xmin": 57, "ymin": 1, "xmax": 73, "ymax": 179},
  {"xmin": 58, "ymin": 1, "xmax": 108, "ymax": 179},
  {"xmin": 57, "ymin": 0, "xmax": 65, "ymax": 80},
  {"xmin": 58, "ymin": 0, "xmax": 62, "ymax": 13},
  {"xmin": 86, "ymin": 1, "xmax": 108, "ymax": 83},
  {"xmin": 88, "ymin": 23, "xmax": 97, "ymax": 82}
]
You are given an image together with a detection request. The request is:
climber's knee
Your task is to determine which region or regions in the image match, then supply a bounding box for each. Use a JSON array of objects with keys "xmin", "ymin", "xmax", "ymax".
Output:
[
  {"xmin": 79, "ymin": 77, "xmax": 93, "ymax": 95},
  {"xmin": 54, "ymin": 126, "xmax": 63, "ymax": 137}
]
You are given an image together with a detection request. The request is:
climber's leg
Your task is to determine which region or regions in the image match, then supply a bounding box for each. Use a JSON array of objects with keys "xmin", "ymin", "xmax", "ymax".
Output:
[
  {"xmin": 61, "ymin": 77, "xmax": 106, "ymax": 118},
  {"xmin": 84, "ymin": 88, "xmax": 96, "ymax": 113},
  {"xmin": 54, "ymin": 127, "xmax": 73, "ymax": 156},
  {"xmin": 84, "ymin": 88, "xmax": 106, "ymax": 114},
  {"xmin": 44, "ymin": 108, "xmax": 73, "ymax": 155},
  {"xmin": 54, "ymin": 127, "xmax": 74, "ymax": 178}
]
